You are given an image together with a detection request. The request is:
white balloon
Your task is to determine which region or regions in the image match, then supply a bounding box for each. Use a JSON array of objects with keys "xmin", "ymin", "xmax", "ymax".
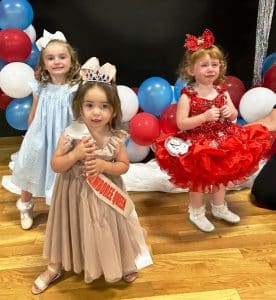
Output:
[
  {"xmin": 0, "ymin": 63, "xmax": 35, "ymax": 98},
  {"xmin": 239, "ymin": 87, "xmax": 276, "ymax": 123},
  {"xmin": 117, "ymin": 85, "xmax": 139, "ymax": 122},
  {"xmin": 24, "ymin": 24, "xmax": 37, "ymax": 43},
  {"xmin": 126, "ymin": 139, "xmax": 150, "ymax": 163}
]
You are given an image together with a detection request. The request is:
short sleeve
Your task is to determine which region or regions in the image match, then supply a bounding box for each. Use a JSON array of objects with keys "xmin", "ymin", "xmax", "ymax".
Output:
[
  {"xmin": 60, "ymin": 132, "xmax": 74, "ymax": 154},
  {"xmin": 28, "ymin": 79, "xmax": 41, "ymax": 96}
]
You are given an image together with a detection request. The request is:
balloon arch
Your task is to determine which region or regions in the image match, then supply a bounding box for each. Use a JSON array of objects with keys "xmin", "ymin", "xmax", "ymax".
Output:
[{"xmin": 0, "ymin": 0, "xmax": 275, "ymax": 162}]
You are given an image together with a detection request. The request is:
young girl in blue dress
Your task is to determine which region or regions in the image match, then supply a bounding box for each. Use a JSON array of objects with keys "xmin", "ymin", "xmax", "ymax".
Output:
[{"xmin": 12, "ymin": 30, "xmax": 81, "ymax": 229}]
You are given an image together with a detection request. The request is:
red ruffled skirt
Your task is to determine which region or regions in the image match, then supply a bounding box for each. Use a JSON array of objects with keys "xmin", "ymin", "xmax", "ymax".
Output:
[{"xmin": 154, "ymin": 124, "xmax": 273, "ymax": 193}]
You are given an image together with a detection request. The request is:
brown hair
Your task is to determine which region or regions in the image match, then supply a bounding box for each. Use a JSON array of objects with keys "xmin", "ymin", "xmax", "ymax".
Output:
[
  {"xmin": 177, "ymin": 45, "xmax": 227, "ymax": 85},
  {"xmin": 35, "ymin": 40, "xmax": 81, "ymax": 86},
  {"xmin": 72, "ymin": 81, "xmax": 123, "ymax": 129}
]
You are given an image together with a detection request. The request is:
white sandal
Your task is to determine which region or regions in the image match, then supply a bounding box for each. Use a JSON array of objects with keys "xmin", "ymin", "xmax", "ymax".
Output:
[
  {"xmin": 31, "ymin": 265, "xmax": 62, "ymax": 295},
  {"xmin": 123, "ymin": 272, "xmax": 138, "ymax": 283}
]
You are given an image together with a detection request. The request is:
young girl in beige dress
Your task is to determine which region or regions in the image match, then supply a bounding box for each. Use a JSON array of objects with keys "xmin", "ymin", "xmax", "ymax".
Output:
[{"xmin": 31, "ymin": 57, "xmax": 152, "ymax": 294}]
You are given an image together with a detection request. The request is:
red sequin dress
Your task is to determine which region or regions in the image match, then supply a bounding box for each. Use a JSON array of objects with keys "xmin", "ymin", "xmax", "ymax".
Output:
[{"xmin": 154, "ymin": 86, "xmax": 272, "ymax": 192}]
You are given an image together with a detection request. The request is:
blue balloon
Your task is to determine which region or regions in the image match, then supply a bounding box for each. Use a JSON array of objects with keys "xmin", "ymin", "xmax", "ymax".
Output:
[
  {"xmin": 174, "ymin": 78, "xmax": 187, "ymax": 101},
  {"xmin": 5, "ymin": 95, "xmax": 33, "ymax": 130},
  {"xmin": 125, "ymin": 137, "xmax": 130, "ymax": 147},
  {"xmin": 138, "ymin": 77, "xmax": 173, "ymax": 116},
  {"xmin": 24, "ymin": 43, "xmax": 40, "ymax": 68},
  {"xmin": 236, "ymin": 113, "xmax": 247, "ymax": 126},
  {"xmin": 262, "ymin": 52, "xmax": 276, "ymax": 77},
  {"xmin": 0, "ymin": 59, "xmax": 7, "ymax": 71},
  {"xmin": 0, "ymin": 0, "xmax": 34, "ymax": 29}
]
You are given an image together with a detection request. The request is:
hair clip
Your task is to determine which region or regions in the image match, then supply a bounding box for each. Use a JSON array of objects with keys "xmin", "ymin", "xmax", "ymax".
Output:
[
  {"xmin": 184, "ymin": 29, "xmax": 215, "ymax": 52},
  {"xmin": 36, "ymin": 29, "xmax": 67, "ymax": 51},
  {"xmin": 80, "ymin": 57, "xmax": 116, "ymax": 84}
]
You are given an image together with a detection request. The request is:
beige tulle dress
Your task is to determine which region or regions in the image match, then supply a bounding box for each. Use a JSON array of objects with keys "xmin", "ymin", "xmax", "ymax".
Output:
[{"xmin": 43, "ymin": 121, "xmax": 153, "ymax": 283}]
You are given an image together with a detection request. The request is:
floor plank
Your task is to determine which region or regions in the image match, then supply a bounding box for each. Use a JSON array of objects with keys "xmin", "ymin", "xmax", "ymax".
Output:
[{"xmin": 1, "ymin": 137, "xmax": 276, "ymax": 299}]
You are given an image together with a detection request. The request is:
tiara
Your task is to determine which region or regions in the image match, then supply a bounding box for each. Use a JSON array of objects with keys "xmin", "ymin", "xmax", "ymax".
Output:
[
  {"xmin": 80, "ymin": 57, "xmax": 116, "ymax": 84},
  {"xmin": 184, "ymin": 29, "xmax": 215, "ymax": 52}
]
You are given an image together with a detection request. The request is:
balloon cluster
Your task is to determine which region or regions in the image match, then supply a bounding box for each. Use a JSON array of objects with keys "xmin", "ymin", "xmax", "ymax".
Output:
[
  {"xmin": 0, "ymin": 0, "xmax": 38, "ymax": 130},
  {"xmin": 262, "ymin": 53, "xmax": 276, "ymax": 93},
  {"xmin": 239, "ymin": 52, "xmax": 276, "ymax": 123}
]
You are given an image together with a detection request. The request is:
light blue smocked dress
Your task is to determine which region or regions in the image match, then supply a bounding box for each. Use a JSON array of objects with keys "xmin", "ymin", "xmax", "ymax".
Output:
[{"xmin": 12, "ymin": 80, "xmax": 79, "ymax": 205}]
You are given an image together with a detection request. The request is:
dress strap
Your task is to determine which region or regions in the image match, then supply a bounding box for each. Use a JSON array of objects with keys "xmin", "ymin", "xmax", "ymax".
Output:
[
  {"xmin": 215, "ymin": 84, "xmax": 227, "ymax": 94},
  {"xmin": 181, "ymin": 86, "xmax": 197, "ymax": 98}
]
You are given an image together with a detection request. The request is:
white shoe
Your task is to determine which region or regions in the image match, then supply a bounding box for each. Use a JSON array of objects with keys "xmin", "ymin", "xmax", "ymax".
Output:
[
  {"xmin": 189, "ymin": 206, "xmax": 215, "ymax": 232},
  {"xmin": 16, "ymin": 198, "xmax": 34, "ymax": 230},
  {"xmin": 211, "ymin": 202, "xmax": 240, "ymax": 224}
]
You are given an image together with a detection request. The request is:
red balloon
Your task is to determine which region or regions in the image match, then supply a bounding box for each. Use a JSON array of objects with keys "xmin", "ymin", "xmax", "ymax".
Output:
[
  {"xmin": 225, "ymin": 76, "xmax": 246, "ymax": 109},
  {"xmin": 0, "ymin": 89, "xmax": 12, "ymax": 110},
  {"xmin": 263, "ymin": 65, "xmax": 276, "ymax": 93},
  {"xmin": 159, "ymin": 103, "xmax": 178, "ymax": 134},
  {"xmin": 267, "ymin": 138, "xmax": 276, "ymax": 158},
  {"xmin": 0, "ymin": 28, "xmax": 32, "ymax": 62},
  {"xmin": 132, "ymin": 87, "xmax": 139, "ymax": 94},
  {"xmin": 129, "ymin": 112, "xmax": 160, "ymax": 146}
]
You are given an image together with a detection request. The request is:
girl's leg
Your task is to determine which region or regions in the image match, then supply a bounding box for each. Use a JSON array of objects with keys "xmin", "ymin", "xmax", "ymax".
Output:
[
  {"xmin": 211, "ymin": 185, "xmax": 240, "ymax": 223},
  {"xmin": 21, "ymin": 190, "xmax": 33, "ymax": 202},
  {"xmin": 32, "ymin": 262, "xmax": 62, "ymax": 295},
  {"xmin": 16, "ymin": 190, "xmax": 34, "ymax": 230},
  {"xmin": 188, "ymin": 191, "xmax": 215, "ymax": 232}
]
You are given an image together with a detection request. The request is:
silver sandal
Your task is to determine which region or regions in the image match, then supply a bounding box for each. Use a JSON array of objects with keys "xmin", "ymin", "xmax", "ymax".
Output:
[{"xmin": 31, "ymin": 265, "xmax": 62, "ymax": 295}]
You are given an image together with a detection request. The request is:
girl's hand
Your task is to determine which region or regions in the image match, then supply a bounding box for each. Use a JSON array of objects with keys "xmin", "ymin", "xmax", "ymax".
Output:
[
  {"xmin": 84, "ymin": 158, "xmax": 106, "ymax": 176},
  {"xmin": 203, "ymin": 106, "xmax": 220, "ymax": 121},
  {"xmin": 72, "ymin": 136, "xmax": 96, "ymax": 161},
  {"xmin": 220, "ymin": 104, "xmax": 233, "ymax": 119}
]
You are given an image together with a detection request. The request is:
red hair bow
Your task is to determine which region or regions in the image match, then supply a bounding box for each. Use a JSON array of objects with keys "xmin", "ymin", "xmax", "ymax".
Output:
[{"xmin": 184, "ymin": 29, "xmax": 215, "ymax": 52}]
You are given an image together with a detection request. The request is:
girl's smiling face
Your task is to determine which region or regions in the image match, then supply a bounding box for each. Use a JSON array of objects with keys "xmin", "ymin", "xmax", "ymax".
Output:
[{"xmin": 43, "ymin": 42, "xmax": 72, "ymax": 82}]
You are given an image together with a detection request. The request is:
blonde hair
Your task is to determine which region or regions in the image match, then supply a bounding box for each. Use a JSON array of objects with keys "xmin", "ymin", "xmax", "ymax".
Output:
[
  {"xmin": 72, "ymin": 81, "xmax": 123, "ymax": 129},
  {"xmin": 35, "ymin": 40, "xmax": 81, "ymax": 86},
  {"xmin": 178, "ymin": 45, "xmax": 227, "ymax": 85}
]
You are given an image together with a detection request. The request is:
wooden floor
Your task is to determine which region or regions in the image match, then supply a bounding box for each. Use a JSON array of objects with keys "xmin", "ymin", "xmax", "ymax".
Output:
[{"xmin": 1, "ymin": 137, "xmax": 276, "ymax": 300}]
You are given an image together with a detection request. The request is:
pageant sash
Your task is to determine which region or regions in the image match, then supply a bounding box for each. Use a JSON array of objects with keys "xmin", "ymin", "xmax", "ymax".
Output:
[{"xmin": 86, "ymin": 174, "xmax": 134, "ymax": 218}]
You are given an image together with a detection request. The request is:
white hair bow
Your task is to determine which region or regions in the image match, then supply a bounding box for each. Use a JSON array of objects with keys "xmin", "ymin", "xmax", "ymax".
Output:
[{"xmin": 36, "ymin": 29, "xmax": 67, "ymax": 51}]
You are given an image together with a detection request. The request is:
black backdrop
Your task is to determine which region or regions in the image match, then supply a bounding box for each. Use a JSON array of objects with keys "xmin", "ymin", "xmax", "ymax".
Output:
[{"xmin": 1, "ymin": 0, "xmax": 275, "ymax": 136}]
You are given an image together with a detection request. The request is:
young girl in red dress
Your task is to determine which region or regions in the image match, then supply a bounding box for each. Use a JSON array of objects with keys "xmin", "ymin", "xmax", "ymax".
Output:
[{"xmin": 154, "ymin": 29, "xmax": 272, "ymax": 232}]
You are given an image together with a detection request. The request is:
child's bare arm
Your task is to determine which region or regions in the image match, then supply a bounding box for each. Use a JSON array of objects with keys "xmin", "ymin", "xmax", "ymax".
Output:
[
  {"xmin": 249, "ymin": 109, "xmax": 276, "ymax": 131},
  {"xmin": 51, "ymin": 136, "xmax": 95, "ymax": 173},
  {"xmin": 220, "ymin": 91, "xmax": 238, "ymax": 121},
  {"xmin": 27, "ymin": 94, "xmax": 39, "ymax": 127}
]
